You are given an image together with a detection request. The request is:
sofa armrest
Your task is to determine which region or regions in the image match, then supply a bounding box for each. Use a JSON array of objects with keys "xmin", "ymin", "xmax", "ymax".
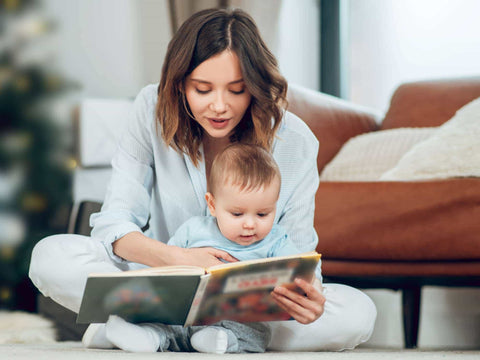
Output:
[
  {"xmin": 287, "ymin": 84, "xmax": 381, "ymax": 172},
  {"xmin": 315, "ymin": 178, "xmax": 480, "ymax": 261}
]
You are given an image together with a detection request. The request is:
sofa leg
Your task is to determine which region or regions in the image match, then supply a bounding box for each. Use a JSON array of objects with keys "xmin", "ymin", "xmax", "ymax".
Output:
[{"xmin": 402, "ymin": 286, "xmax": 421, "ymax": 349}]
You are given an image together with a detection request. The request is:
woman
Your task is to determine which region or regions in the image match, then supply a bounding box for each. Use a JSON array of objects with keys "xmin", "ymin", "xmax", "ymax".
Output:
[{"xmin": 29, "ymin": 8, "xmax": 376, "ymax": 351}]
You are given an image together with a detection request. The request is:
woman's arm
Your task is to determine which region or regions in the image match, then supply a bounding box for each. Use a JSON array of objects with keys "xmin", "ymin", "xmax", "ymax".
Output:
[{"xmin": 112, "ymin": 231, "xmax": 237, "ymax": 267}]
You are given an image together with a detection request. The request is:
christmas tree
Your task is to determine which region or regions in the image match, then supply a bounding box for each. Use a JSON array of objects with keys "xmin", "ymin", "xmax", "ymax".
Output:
[{"xmin": 0, "ymin": 0, "xmax": 77, "ymax": 311}]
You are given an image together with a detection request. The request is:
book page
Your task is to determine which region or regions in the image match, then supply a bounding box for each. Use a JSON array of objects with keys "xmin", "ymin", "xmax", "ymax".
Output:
[{"xmin": 88, "ymin": 265, "xmax": 206, "ymax": 277}]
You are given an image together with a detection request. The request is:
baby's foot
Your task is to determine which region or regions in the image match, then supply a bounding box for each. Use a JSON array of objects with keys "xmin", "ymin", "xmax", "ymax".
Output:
[
  {"xmin": 105, "ymin": 315, "xmax": 165, "ymax": 353},
  {"xmin": 82, "ymin": 323, "xmax": 114, "ymax": 349},
  {"xmin": 190, "ymin": 327, "xmax": 231, "ymax": 354}
]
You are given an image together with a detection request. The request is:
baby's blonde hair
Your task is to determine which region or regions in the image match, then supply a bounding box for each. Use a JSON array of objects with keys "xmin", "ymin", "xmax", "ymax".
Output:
[{"xmin": 209, "ymin": 143, "xmax": 281, "ymax": 196}]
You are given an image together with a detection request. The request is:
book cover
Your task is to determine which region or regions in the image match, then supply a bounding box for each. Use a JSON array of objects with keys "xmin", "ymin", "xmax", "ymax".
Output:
[
  {"xmin": 77, "ymin": 252, "xmax": 320, "ymax": 325},
  {"xmin": 190, "ymin": 253, "xmax": 320, "ymax": 325}
]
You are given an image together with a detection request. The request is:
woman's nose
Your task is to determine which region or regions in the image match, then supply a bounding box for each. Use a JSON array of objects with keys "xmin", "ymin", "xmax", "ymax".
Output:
[{"xmin": 210, "ymin": 93, "xmax": 227, "ymax": 114}]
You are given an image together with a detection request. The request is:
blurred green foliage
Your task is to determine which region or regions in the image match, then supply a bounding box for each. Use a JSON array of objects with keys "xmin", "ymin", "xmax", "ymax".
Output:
[{"xmin": 0, "ymin": 0, "xmax": 79, "ymax": 310}]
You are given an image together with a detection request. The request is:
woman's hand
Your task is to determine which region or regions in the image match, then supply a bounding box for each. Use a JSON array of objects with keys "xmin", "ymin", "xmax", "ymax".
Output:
[
  {"xmin": 271, "ymin": 278, "xmax": 325, "ymax": 324},
  {"xmin": 170, "ymin": 245, "xmax": 238, "ymax": 268}
]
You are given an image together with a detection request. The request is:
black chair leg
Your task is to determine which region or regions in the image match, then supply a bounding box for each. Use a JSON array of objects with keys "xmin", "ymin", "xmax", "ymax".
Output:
[{"xmin": 402, "ymin": 285, "xmax": 421, "ymax": 348}]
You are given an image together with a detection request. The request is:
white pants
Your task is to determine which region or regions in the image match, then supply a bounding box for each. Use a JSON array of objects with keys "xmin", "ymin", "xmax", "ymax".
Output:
[{"xmin": 29, "ymin": 234, "xmax": 377, "ymax": 351}]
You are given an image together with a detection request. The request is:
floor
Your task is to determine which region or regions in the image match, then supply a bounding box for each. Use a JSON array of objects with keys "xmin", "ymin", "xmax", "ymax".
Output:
[{"xmin": 1, "ymin": 342, "xmax": 480, "ymax": 360}]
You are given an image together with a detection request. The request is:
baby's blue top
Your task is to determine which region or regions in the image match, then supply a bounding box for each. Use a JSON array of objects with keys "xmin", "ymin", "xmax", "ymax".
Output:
[
  {"xmin": 168, "ymin": 216, "xmax": 298, "ymax": 260},
  {"xmin": 168, "ymin": 216, "xmax": 322, "ymax": 280}
]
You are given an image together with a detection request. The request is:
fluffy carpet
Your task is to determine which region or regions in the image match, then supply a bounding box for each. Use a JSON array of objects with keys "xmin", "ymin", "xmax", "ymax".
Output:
[{"xmin": 0, "ymin": 311, "xmax": 57, "ymax": 344}]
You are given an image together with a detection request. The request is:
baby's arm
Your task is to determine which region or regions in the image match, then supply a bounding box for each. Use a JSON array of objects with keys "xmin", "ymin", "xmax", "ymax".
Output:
[
  {"xmin": 166, "ymin": 217, "xmax": 237, "ymax": 266},
  {"xmin": 268, "ymin": 226, "xmax": 303, "ymax": 258},
  {"xmin": 166, "ymin": 220, "xmax": 190, "ymax": 248}
]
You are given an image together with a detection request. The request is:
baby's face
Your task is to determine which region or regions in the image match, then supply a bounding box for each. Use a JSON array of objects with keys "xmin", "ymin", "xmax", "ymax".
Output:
[{"xmin": 208, "ymin": 179, "xmax": 279, "ymax": 246}]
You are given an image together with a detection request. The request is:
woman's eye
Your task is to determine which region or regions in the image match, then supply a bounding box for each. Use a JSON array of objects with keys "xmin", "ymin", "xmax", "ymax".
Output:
[
  {"xmin": 230, "ymin": 89, "xmax": 245, "ymax": 95},
  {"xmin": 195, "ymin": 88, "xmax": 210, "ymax": 94}
]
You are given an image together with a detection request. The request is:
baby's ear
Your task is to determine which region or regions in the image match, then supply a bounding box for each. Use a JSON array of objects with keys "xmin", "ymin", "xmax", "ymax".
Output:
[{"xmin": 205, "ymin": 192, "xmax": 216, "ymax": 217}]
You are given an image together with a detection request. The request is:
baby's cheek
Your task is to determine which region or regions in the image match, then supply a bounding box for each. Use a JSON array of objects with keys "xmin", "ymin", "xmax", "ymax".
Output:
[
  {"xmin": 260, "ymin": 220, "xmax": 275, "ymax": 238},
  {"xmin": 218, "ymin": 221, "xmax": 237, "ymax": 241}
]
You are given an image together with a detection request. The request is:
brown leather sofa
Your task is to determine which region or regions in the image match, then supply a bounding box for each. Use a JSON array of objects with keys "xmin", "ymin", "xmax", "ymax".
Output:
[{"xmin": 287, "ymin": 78, "xmax": 480, "ymax": 348}]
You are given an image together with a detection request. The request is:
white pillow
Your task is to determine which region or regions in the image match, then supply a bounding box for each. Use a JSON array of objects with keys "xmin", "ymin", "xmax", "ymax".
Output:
[
  {"xmin": 380, "ymin": 97, "xmax": 480, "ymax": 181},
  {"xmin": 320, "ymin": 127, "xmax": 435, "ymax": 181},
  {"xmin": 79, "ymin": 99, "xmax": 134, "ymax": 167}
]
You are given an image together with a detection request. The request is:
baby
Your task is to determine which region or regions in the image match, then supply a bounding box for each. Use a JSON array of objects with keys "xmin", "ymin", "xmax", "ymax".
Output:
[{"xmin": 88, "ymin": 143, "xmax": 302, "ymax": 353}]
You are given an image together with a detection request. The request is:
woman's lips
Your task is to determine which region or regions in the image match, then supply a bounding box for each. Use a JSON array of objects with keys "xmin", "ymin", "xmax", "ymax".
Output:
[{"xmin": 207, "ymin": 117, "xmax": 230, "ymax": 129}]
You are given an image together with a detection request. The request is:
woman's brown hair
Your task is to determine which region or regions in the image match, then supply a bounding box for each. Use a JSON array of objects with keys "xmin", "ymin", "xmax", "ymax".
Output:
[{"xmin": 156, "ymin": 8, "xmax": 287, "ymax": 166}]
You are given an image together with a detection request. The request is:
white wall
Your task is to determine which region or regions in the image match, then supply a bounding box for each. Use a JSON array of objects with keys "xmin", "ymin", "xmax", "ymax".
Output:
[
  {"xmin": 235, "ymin": 0, "xmax": 320, "ymax": 90},
  {"xmin": 43, "ymin": 0, "xmax": 171, "ymax": 99},
  {"xmin": 276, "ymin": 0, "xmax": 320, "ymax": 90},
  {"xmin": 348, "ymin": 0, "xmax": 480, "ymax": 112}
]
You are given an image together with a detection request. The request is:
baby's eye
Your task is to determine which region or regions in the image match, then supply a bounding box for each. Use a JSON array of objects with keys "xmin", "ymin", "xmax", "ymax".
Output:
[
  {"xmin": 231, "ymin": 212, "xmax": 243, "ymax": 217},
  {"xmin": 257, "ymin": 213, "xmax": 268, "ymax": 217}
]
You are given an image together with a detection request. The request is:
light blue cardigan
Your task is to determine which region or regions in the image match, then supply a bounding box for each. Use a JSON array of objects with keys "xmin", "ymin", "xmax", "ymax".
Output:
[{"xmin": 90, "ymin": 84, "xmax": 320, "ymax": 274}]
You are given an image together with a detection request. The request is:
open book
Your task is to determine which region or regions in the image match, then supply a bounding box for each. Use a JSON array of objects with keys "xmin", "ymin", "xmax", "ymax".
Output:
[{"xmin": 77, "ymin": 251, "xmax": 320, "ymax": 326}]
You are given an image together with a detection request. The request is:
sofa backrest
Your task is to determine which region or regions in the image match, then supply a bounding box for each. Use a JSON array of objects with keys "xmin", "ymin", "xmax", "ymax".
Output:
[{"xmin": 381, "ymin": 77, "xmax": 480, "ymax": 130}]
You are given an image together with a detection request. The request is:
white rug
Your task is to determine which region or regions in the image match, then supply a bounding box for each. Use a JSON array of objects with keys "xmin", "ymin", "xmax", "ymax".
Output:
[{"xmin": 0, "ymin": 311, "xmax": 57, "ymax": 344}]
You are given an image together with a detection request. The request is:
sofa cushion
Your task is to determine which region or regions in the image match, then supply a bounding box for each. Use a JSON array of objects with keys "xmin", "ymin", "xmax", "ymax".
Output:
[
  {"xmin": 320, "ymin": 127, "xmax": 435, "ymax": 181},
  {"xmin": 381, "ymin": 97, "xmax": 480, "ymax": 180}
]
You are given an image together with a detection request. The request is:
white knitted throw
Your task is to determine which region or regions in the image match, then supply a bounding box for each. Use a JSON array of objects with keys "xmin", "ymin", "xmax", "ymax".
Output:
[{"xmin": 320, "ymin": 128, "xmax": 435, "ymax": 181}]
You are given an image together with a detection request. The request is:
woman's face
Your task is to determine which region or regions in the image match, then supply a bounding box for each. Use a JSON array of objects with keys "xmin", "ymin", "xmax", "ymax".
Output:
[{"xmin": 185, "ymin": 50, "xmax": 252, "ymax": 141}]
